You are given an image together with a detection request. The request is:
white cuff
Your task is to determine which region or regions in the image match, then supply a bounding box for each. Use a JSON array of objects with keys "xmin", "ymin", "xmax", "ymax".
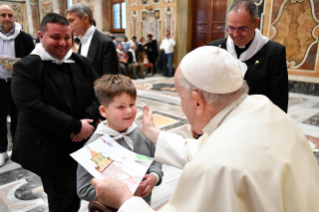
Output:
[{"xmin": 149, "ymin": 172, "xmax": 160, "ymax": 184}]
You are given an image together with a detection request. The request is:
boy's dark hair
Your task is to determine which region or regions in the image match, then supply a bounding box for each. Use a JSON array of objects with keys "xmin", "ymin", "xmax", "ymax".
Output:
[
  {"xmin": 94, "ymin": 75, "xmax": 137, "ymax": 106},
  {"xmin": 40, "ymin": 13, "xmax": 69, "ymax": 33},
  {"xmin": 132, "ymin": 36, "xmax": 137, "ymax": 40},
  {"xmin": 147, "ymin": 34, "xmax": 153, "ymax": 39}
]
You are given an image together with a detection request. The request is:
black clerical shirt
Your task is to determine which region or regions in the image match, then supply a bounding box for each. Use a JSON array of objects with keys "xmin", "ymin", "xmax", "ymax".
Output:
[{"xmin": 234, "ymin": 37, "xmax": 254, "ymax": 59}]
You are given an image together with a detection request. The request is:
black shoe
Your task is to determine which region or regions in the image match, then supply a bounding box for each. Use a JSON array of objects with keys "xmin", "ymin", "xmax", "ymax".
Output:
[
  {"xmin": 132, "ymin": 75, "xmax": 138, "ymax": 80},
  {"xmin": 138, "ymin": 75, "xmax": 145, "ymax": 79}
]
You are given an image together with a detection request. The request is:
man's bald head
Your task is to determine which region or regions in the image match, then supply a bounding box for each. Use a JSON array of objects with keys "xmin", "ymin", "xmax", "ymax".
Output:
[
  {"xmin": 0, "ymin": 5, "xmax": 13, "ymax": 12},
  {"xmin": 0, "ymin": 4, "xmax": 15, "ymax": 33}
]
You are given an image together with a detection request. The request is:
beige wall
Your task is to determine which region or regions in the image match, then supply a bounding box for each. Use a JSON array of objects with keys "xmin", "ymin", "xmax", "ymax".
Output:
[{"xmin": 263, "ymin": 0, "xmax": 319, "ymax": 83}]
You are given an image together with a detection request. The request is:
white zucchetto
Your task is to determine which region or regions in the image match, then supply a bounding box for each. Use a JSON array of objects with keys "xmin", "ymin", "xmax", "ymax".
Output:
[{"xmin": 180, "ymin": 46, "xmax": 243, "ymax": 94}]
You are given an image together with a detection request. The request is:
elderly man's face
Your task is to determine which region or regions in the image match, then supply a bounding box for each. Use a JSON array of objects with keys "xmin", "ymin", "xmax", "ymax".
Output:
[
  {"xmin": 0, "ymin": 6, "xmax": 15, "ymax": 33},
  {"xmin": 227, "ymin": 9, "xmax": 259, "ymax": 47},
  {"xmin": 67, "ymin": 12, "xmax": 87, "ymax": 37},
  {"xmin": 39, "ymin": 23, "xmax": 72, "ymax": 60}
]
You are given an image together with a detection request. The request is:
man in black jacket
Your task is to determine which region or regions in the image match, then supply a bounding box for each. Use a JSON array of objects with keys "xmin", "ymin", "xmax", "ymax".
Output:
[
  {"xmin": 0, "ymin": 5, "xmax": 34, "ymax": 167},
  {"xmin": 145, "ymin": 34, "xmax": 158, "ymax": 74},
  {"xmin": 11, "ymin": 14, "xmax": 100, "ymax": 212},
  {"xmin": 208, "ymin": 0, "xmax": 288, "ymax": 113},
  {"xmin": 67, "ymin": 2, "xmax": 119, "ymax": 76}
]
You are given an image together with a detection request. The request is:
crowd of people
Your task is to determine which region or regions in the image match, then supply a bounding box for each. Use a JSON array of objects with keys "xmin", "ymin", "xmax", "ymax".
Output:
[
  {"xmin": 0, "ymin": 0, "xmax": 319, "ymax": 212},
  {"xmin": 113, "ymin": 32, "xmax": 176, "ymax": 78}
]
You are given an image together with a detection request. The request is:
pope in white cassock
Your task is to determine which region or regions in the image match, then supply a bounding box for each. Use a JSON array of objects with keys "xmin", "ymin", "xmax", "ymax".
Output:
[{"xmin": 91, "ymin": 46, "xmax": 319, "ymax": 212}]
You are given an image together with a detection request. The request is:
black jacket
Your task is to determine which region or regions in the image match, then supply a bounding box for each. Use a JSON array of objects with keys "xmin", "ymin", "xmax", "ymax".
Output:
[
  {"xmin": 14, "ymin": 30, "xmax": 35, "ymax": 58},
  {"xmin": 79, "ymin": 29, "xmax": 119, "ymax": 76},
  {"xmin": 208, "ymin": 38, "xmax": 288, "ymax": 113},
  {"xmin": 11, "ymin": 53, "xmax": 100, "ymax": 176}
]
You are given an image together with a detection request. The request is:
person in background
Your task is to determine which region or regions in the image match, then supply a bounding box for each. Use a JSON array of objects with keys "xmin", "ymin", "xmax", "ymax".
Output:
[
  {"xmin": 122, "ymin": 36, "xmax": 130, "ymax": 52},
  {"xmin": 130, "ymin": 36, "xmax": 138, "ymax": 50},
  {"xmin": 159, "ymin": 31, "xmax": 175, "ymax": 77},
  {"xmin": 117, "ymin": 43, "xmax": 132, "ymax": 77},
  {"xmin": 145, "ymin": 34, "xmax": 158, "ymax": 74},
  {"xmin": 128, "ymin": 43, "xmax": 144, "ymax": 79},
  {"xmin": 208, "ymin": 0, "xmax": 288, "ymax": 113},
  {"xmin": 137, "ymin": 37, "xmax": 146, "ymax": 53},
  {"xmin": 0, "ymin": 5, "xmax": 34, "ymax": 167},
  {"xmin": 66, "ymin": 2, "xmax": 119, "ymax": 76}
]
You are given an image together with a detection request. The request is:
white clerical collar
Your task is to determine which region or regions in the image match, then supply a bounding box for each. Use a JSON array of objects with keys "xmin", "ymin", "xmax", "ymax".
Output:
[
  {"xmin": 202, "ymin": 93, "xmax": 247, "ymax": 136},
  {"xmin": 78, "ymin": 25, "xmax": 95, "ymax": 44},
  {"xmin": 94, "ymin": 121, "xmax": 137, "ymax": 150},
  {"xmin": 31, "ymin": 43, "xmax": 74, "ymax": 64},
  {"xmin": 0, "ymin": 22, "xmax": 21, "ymax": 41}
]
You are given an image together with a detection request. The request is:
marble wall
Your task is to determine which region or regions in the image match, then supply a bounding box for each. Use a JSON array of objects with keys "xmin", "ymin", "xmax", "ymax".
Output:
[
  {"xmin": 0, "ymin": 0, "xmax": 108, "ymax": 37},
  {"xmin": 263, "ymin": 0, "xmax": 319, "ymax": 86},
  {"xmin": 126, "ymin": 0, "xmax": 176, "ymax": 45}
]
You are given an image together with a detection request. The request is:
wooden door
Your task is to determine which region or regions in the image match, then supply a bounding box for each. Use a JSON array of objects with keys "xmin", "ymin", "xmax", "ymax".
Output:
[{"xmin": 192, "ymin": 0, "xmax": 227, "ymax": 50}]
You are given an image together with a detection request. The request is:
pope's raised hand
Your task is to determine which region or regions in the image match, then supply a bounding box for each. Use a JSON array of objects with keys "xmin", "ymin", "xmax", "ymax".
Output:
[{"xmin": 142, "ymin": 105, "xmax": 160, "ymax": 145}]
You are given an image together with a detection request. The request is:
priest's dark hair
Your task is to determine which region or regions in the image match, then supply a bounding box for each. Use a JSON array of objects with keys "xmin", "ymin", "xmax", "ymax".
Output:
[
  {"xmin": 228, "ymin": 0, "xmax": 258, "ymax": 21},
  {"xmin": 40, "ymin": 13, "xmax": 70, "ymax": 33}
]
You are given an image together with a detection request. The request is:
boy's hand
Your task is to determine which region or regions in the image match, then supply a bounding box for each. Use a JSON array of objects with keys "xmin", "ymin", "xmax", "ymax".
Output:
[{"xmin": 134, "ymin": 174, "xmax": 157, "ymax": 198}]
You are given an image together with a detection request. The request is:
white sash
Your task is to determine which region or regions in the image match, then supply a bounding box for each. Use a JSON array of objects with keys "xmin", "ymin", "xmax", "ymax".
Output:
[
  {"xmin": 226, "ymin": 29, "xmax": 268, "ymax": 77},
  {"xmin": 94, "ymin": 121, "xmax": 137, "ymax": 150},
  {"xmin": 31, "ymin": 43, "xmax": 74, "ymax": 64}
]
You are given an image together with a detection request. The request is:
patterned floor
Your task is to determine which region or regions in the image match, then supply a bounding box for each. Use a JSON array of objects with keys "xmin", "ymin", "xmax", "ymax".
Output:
[{"xmin": 0, "ymin": 75, "xmax": 319, "ymax": 211}]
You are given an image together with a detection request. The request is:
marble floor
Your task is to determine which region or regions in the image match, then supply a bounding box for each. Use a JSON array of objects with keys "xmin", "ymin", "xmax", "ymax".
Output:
[{"xmin": 1, "ymin": 75, "xmax": 319, "ymax": 211}]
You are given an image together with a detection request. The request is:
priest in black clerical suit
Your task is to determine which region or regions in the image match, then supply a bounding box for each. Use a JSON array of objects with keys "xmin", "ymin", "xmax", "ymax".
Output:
[
  {"xmin": 11, "ymin": 14, "xmax": 100, "ymax": 212},
  {"xmin": 208, "ymin": 0, "xmax": 288, "ymax": 113}
]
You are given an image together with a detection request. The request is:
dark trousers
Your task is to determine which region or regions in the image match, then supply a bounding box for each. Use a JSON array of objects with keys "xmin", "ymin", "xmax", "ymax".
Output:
[
  {"xmin": 146, "ymin": 52, "xmax": 156, "ymax": 73},
  {"xmin": 164, "ymin": 53, "xmax": 173, "ymax": 76},
  {"xmin": 40, "ymin": 159, "xmax": 81, "ymax": 212},
  {"xmin": 0, "ymin": 79, "xmax": 17, "ymax": 153}
]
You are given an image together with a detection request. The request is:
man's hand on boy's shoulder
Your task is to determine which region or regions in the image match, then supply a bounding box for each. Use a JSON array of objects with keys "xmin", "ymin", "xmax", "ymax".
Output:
[{"xmin": 134, "ymin": 174, "xmax": 157, "ymax": 198}]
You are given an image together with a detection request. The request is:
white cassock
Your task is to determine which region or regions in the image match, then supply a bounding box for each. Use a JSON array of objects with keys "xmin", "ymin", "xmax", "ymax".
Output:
[{"xmin": 119, "ymin": 94, "xmax": 319, "ymax": 212}]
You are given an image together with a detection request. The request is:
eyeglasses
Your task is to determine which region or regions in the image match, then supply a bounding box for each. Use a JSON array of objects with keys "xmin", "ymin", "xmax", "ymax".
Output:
[{"xmin": 226, "ymin": 26, "xmax": 248, "ymax": 34}]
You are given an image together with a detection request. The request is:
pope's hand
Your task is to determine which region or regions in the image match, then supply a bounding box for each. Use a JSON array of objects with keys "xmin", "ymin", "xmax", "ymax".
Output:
[
  {"xmin": 91, "ymin": 178, "xmax": 133, "ymax": 209},
  {"xmin": 142, "ymin": 105, "xmax": 160, "ymax": 145}
]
